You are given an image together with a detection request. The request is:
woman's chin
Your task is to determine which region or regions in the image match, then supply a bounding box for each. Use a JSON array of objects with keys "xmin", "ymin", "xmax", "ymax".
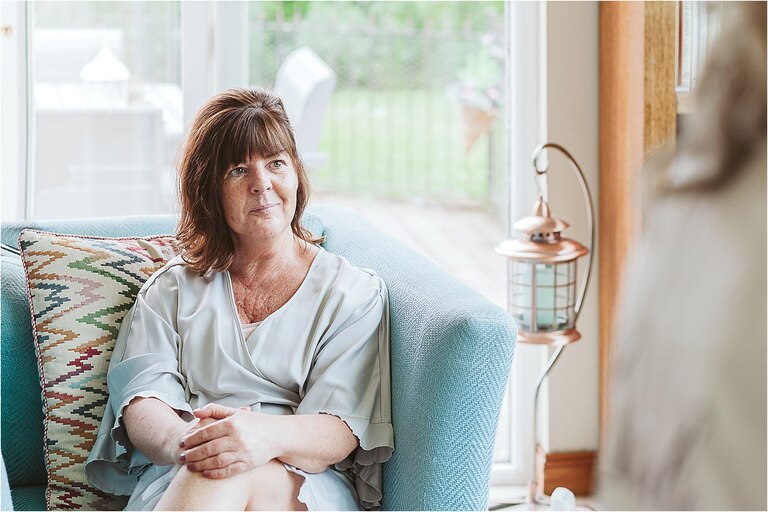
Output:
[{"xmin": 247, "ymin": 223, "xmax": 291, "ymax": 243}]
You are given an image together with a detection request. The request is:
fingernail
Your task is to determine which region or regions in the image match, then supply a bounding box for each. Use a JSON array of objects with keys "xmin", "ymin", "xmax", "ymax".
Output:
[
  {"xmin": 179, "ymin": 453, "xmax": 186, "ymax": 462},
  {"xmin": 179, "ymin": 440, "xmax": 185, "ymax": 448}
]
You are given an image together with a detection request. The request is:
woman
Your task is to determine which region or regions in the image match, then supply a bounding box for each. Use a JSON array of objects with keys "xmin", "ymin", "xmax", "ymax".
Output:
[
  {"xmin": 86, "ymin": 88, "xmax": 394, "ymax": 511},
  {"xmin": 598, "ymin": 3, "xmax": 765, "ymax": 509}
]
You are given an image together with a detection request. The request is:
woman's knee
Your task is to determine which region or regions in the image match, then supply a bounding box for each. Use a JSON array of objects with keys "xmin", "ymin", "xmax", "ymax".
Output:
[
  {"xmin": 244, "ymin": 460, "xmax": 306, "ymax": 511},
  {"xmin": 174, "ymin": 459, "xmax": 283, "ymax": 485},
  {"xmin": 156, "ymin": 465, "xmax": 248, "ymax": 510},
  {"xmin": 160, "ymin": 460, "xmax": 304, "ymax": 510}
]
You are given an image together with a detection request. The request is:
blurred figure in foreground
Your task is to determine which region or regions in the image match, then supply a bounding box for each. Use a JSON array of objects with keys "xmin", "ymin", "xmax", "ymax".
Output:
[{"xmin": 598, "ymin": 2, "xmax": 766, "ymax": 510}]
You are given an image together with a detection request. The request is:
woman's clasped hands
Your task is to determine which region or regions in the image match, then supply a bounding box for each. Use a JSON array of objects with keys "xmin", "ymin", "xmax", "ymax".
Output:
[{"xmin": 177, "ymin": 403, "xmax": 280, "ymax": 479}]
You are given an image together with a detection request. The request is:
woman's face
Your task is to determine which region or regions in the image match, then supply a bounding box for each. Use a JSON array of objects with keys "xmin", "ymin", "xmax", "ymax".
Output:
[{"xmin": 221, "ymin": 151, "xmax": 298, "ymax": 246}]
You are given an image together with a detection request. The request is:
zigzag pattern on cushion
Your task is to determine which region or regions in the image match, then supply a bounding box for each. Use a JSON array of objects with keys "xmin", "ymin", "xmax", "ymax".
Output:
[{"xmin": 19, "ymin": 231, "xmax": 178, "ymax": 511}]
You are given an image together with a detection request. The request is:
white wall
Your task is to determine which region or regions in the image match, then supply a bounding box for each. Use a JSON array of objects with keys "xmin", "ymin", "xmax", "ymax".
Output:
[
  {"xmin": 543, "ymin": 1, "xmax": 600, "ymax": 453},
  {"xmin": 506, "ymin": 0, "xmax": 599, "ymax": 459}
]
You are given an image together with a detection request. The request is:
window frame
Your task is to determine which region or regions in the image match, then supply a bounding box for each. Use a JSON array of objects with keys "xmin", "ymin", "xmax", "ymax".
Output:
[
  {"xmin": 0, "ymin": 1, "xmax": 32, "ymax": 220},
  {"xmin": 489, "ymin": 0, "xmax": 548, "ymax": 489}
]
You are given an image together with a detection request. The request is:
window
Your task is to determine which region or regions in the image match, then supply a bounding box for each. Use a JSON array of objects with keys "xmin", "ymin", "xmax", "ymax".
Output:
[{"xmin": 0, "ymin": 0, "xmax": 544, "ymax": 488}]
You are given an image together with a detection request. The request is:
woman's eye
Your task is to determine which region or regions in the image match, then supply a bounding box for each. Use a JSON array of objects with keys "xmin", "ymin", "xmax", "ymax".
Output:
[
  {"xmin": 229, "ymin": 167, "xmax": 246, "ymax": 177},
  {"xmin": 270, "ymin": 160, "xmax": 286, "ymax": 170}
]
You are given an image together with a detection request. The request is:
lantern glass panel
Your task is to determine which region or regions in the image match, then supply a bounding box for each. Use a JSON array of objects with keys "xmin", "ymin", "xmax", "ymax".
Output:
[
  {"xmin": 509, "ymin": 260, "xmax": 534, "ymax": 330},
  {"xmin": 535, "ymin": 263, "xmax": 556, "ymax": 286},
  {"xmin": 510, "ymin": 259, "xmax": 532, "ymax": 286},
  {"xmin": 534, "ymin": 263, "xmax": 556, "ymax": 331},
  {"xmin": 512, "ymin": 290, "xmax": 531, "ymax": 309},
  {"xmin": 533, "ymin": 262, "xmax": 575, "ymax": 331},
  {"xmin": 534, "ymin": 264, "xmax": 555, "ymax": 329},
  {"xmin": 570, "ymin": 261, "xmax": 578, "ymax": 304},
  {"xmin": 555, "ymin": 261, "xmax": 575, "ymax": 309}
]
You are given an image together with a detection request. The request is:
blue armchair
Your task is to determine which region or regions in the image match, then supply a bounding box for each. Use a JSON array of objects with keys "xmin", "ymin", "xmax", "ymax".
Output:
[{"xmin": 1, "ymin": 207, "xmax": 516, "ymax": 511}]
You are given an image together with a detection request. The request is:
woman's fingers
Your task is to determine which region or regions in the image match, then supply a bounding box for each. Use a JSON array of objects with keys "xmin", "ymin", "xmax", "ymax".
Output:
[
  {"xmin": 181, "ymin": 419, "xmax": 232, "ymax": 449},
  {"xmin": 185, "ymin": 451, "xmax": 240, "ymax": 472},
  {"xmin": 177, "ymin": 417, "xmax": 217, "ymax": 449},
  {"xmin": 186, "ymin": 416, "xmax": 217, "ymax": 434},
  {"xmin": 181, "ymin": 437, "xmax": 231, "ymax": 463},
  {"xmin": 200, "ymin": 461, "xmax": 249, "ymax": 479},
  {"xmin": 193, "ymin": 403, "xmax": 238, "ymax": 419}
]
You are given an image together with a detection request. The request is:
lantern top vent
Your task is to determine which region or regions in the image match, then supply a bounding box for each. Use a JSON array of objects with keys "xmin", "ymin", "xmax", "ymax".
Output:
[
  {"xmin": 496, "ymin": 197, "xmax": 588, "ymax": 263},
  {"xmin": 513, "ymin": 197, "xmax": 570, "ymax": 241}
]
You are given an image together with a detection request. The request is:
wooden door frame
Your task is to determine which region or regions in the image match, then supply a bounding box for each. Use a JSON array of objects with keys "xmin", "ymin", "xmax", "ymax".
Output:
[{"xmin": 598, "ymin": 1, "xmax": 676, "ymax": 448}]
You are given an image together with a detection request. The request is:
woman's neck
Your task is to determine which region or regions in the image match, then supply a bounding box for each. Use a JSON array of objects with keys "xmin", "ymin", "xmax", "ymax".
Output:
[
  {"xmin": 228, "ymin": 231, "xmax": 302, "ymax": 282},
  {"xmin": 227, "ymin": 231, "xmax": 319, "ymax": 323}
]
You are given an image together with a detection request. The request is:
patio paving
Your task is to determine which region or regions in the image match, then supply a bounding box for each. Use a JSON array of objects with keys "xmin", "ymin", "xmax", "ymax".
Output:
[{"xmin": 310, "ymin": 192, "xmax": 509, "ymax": 310}]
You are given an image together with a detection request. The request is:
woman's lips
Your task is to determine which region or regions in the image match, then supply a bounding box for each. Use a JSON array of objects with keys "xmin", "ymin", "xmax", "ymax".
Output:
[{"xmin": 250, "ymin": 204, "xmax": 278, "ymax": 213}]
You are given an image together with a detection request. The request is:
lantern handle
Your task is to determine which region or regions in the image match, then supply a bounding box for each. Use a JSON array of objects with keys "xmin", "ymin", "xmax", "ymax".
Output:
[{"xmin": 531, "ymin": 143, "xmax": 595, "ymax": 318}]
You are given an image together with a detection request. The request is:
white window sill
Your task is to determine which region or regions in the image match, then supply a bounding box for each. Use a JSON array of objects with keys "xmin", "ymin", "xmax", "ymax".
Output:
[
  {"xmin": 489, "ymin": 486, "xmax": 598, "ymax": 510},
  {"xmin": 488, "ymin": 485, "xmax": 528, "ymax": 509}
]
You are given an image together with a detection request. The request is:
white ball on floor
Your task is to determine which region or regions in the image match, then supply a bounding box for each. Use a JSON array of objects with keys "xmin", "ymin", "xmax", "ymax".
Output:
[{"xmin": 550, "ymin": 487, "xmax": 576, "ymax": 511}]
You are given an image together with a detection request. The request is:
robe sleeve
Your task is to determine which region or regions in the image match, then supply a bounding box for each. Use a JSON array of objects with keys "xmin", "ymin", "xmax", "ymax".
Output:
[
  {"xmin": 296, "ymin": 274, "xmax": 394, "ymax": 511},
  {"xmin": 85, "ymin": 268, "xmax": 193, "ymax": 496}
]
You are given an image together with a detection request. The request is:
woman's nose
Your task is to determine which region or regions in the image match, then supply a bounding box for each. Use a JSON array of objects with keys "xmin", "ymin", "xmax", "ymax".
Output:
[{"xmin": 249, "ymin": 168, "xmax": 272, "ymax": 193}]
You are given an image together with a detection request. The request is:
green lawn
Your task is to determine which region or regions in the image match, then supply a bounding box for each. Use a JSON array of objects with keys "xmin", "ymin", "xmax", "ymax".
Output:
[{"xmin": 313, "ymin": 89, "xmax": 494, "ymax": 204}]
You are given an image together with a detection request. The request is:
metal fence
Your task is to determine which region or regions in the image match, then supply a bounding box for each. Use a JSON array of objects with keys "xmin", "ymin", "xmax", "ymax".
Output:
[{"xmin": 249, "ymin": 3, "xmax": 506, "ymax": 207}]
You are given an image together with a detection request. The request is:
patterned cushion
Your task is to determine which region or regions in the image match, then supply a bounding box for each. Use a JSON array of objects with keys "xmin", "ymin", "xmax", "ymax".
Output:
[{"xmin": 18, "ymin": 230, "xmax": 180, "ymax": 510}]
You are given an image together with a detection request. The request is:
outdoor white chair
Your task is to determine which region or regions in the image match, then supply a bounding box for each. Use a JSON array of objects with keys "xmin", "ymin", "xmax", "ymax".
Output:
[
  {"xmin": 273, "ymin": 46, "xmax": 337, "ymax": 170},
  {"xmin": 34, "ymin": 28, "xmax": 124, "ymax": 83}
]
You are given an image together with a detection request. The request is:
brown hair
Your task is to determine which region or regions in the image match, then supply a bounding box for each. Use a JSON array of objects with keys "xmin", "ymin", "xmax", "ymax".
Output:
[{"xmin": 176, "ymin": 87, "xmax": 322, "ymax": 274}]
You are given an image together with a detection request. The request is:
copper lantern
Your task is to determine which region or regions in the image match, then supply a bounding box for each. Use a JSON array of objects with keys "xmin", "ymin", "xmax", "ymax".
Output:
[{"xmin": 496, "ymin": 143, "xmax": 594, "ymax": 346}]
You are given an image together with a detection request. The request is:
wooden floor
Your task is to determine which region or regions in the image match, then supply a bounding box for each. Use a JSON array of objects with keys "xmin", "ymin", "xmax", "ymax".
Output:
[{"xmin": 311, "ymin": 192, "xmax": 509, "ymax": 310}]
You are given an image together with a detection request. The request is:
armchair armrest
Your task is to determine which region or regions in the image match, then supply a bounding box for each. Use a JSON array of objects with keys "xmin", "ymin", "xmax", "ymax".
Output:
[{"xmin": 316, "ymin": 207, "xmax": 517, "ymax": 510}]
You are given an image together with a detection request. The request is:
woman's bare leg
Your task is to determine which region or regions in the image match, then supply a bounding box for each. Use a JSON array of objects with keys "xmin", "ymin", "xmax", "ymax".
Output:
[{"xmin": 154, "ymin": 459, "xmax": 307, "ymax": 511}]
